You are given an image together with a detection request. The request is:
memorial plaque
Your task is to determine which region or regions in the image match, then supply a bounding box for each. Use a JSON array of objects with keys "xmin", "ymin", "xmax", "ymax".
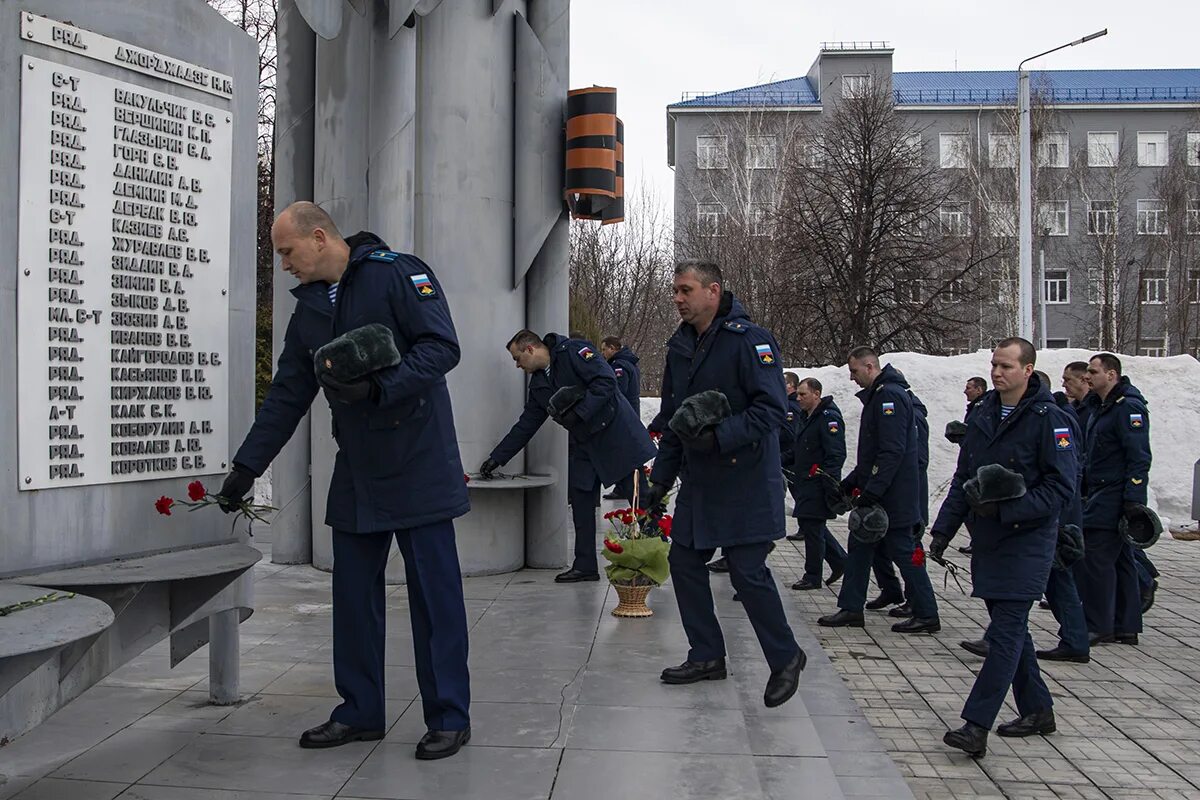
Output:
[{"xmin": 17, "ymin": 53, "xmax": 232, "ymax": 490}]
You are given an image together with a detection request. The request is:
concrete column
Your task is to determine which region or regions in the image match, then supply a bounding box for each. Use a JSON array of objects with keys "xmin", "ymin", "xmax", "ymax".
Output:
[{"xmin": 207, "ymin": 609, "xmax": 241, "ymax": 705}]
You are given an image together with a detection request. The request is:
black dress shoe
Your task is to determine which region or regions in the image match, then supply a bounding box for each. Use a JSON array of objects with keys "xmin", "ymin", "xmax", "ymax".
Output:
[
  {"xmin": 958, "ymin": 544, "xmax": 973, "ymax": 555},
  {"xmin": 785, "ymin": 532, "xmax": 805, "ymax": 541},
  {"xmin": 602, "ymin": 491, "xmax": 621, "ymax": 500},
  {"xmin": 415, "ymin": 727, "xmax": 471, "ymax": 760},
  {"xmin": 892, "ymin": 616, "xmax": 940, "ymax": 634},
  {"xmin": 865, "ymin": 593, "xmax": 904, "ymax": 611},
  {"xmin": 825, "ymin": 565, "xmax": 844, "ymax": 586},
  {"xmin": 818, "ymin": 609, "xmax": 865, "ymax": 627},
  {"xmin": 764, "ymin": 649, "xmax": 807, "ymax": 708},
  {"xmin": 661, "ymin": 658, "xmax": 727, "ymax": 684},
  {"xmin": 1142, "ymin": 579, "xmax": 1158, "ymax": 614},
  {"xmin": 1038, "ymin": 599, "xmax": 1052, "ymax": 610},
  {"xmin": 791, "ymin": 577, "xmax": 822, "ymax": 591},
  {"xmin": 997, "ymin": 709, "xmax": 1055, "ymax": 738},
  {"xmin": 732, "ymin": 593, "xmax": 742, "ymax": 602},
  {"xmin": 1114, "ymin": 633, "xmax": 1139, "ymax": 645},
  {"xmin": 1035, "ymin": 645, "xmax": 1089, "ymax": 663},
  {"xmin": 888, "ymin": 603, "xmax": 913, "ymax": 619},
  {"xmin": 707, "ymin": 556, "xmax": 730, "ymax": 573},
  {"xmin": 959, "ymin": 639, "xmax": 989, "ymax": 658},
  {"xmin": 555, "ymin": 568, "xmax": 600, "ymax": 583},
  {"xmin": 299, "ymin": 720, "xmax": 384, "ymax": 749},
  {"xmin": 944, "ymin": 722, "xmax": 988, "ymax": 757},
  {"xmin": 1089, "ymin": 633, "xmax": 1115, "ymax": 646}
]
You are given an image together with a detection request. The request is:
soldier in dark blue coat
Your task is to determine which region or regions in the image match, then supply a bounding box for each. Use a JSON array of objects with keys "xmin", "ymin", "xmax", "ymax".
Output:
[
  {"xmin": 600, "ymin": 336, "xmax": 651, "ymax": 503},
  {"xmin": 788, "ymin": 377, "xmax": 848, "ymax": 590},
  {"xmin": 215, "ymin": 203, "xmax": 471, "ymax": 759},
  {"xmin": 482, "ymin": 330, "xmax": 656, "ymax": 582},
  {"xmin": 929, "ymin": 339, "xmax": 1076, "ymax": 757},
  {"xmin": 643, "ymin": 260, "xmax": 805, "ymax": 708},
  {"xmin": 819, "ymin": 348, "xmax": 939, "ymax": 633},
  {"xmin": 1077, "ymin": 353, "xmax": 1150, "ymax": 644}
]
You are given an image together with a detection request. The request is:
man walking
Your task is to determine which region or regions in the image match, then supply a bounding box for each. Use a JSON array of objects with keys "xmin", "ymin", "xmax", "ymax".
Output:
[{"xmin": 789, "ymin": 377, "xmax": 848, "ymax": 590}]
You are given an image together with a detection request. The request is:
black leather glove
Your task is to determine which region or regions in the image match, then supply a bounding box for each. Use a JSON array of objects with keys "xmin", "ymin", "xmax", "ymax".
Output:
[
  {"xmin": 929, "ymin": 534, "xmax": 950, "ymax": 560},
  {"xmin": 1123, "ymin": 502, "xmax": 1140, "ymax": 516},
  {"xmin": 643, "ymin": 482, "xmax": 668, "ymax": 513},
  {"xmin": 684, "ymin": 428, "xmax": 717, "ymax": 454},
  {"xmin": 555, "ymin": 408, "xmax": 583, "ymax": 429},
  {"xmin": 318, "ymin": 371, "xmax": 377, "ymax": 405},
  {"xmin": 479, "ymin": 458, "xmax": 500, "ymax": 478},
  {"xmin": 839, "ymin": 477, "xmax": 857, "ymax": 498},
  {"xmin": 216, "ymin": 465, "xmax": 257, "ymax": 513}
]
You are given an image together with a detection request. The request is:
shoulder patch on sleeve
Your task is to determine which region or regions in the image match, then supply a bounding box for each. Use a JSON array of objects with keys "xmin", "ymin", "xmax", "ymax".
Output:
[
  {"xmin": 577, "ymin": 345, "xmax": 596, "ymax": 361},
  {"xmin": 1054, "ymin": 427, "xmax": 1073, "ymax": 451},
  {"xmin": 827, "ymin": 419, "xmax": 840, "ymax": 434},
  {"xmin": 614, "ymin": 367, "xmax": 624, "ymax": 376},
  {"xmin": 1129, "ymin": 413, "xmax": 1145, "ymax": 430},
  {"xmin": 753, "ymin": 342, "xmax": 776, "ymax": 365},
  {"xmin": 408, "ymin": 272, "xmax": 437, "ymax": 298},
  {"xmin": 722, "ymin": 320, "xmax": 749, "ymax": 334},
  {"xmin": 786, "ymin": 411, "xmax": 795, "ymax": 422},
  {"xmin": 881, "ymin": 401, "xmax": 896, "ymax": 416},
  {"xmin": 367, "ymin": 249, "xmax": 400, "ymax": 263}
]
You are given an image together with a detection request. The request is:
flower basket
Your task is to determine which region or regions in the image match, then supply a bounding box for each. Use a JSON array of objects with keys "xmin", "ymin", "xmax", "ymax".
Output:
[
  {"xmin": 611, "ymin": 580, "xmax": 655, "ymax": 617},
  {"xmin": 601, "ymin": 472, "xmax": 673, "ymax": 619}
]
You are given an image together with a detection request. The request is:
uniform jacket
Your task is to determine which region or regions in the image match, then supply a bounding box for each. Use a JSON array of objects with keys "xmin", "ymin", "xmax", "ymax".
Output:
[
  {"xmin": 1052, "ymin": 392, "xmax": 1084, "ymax": 531},
  {"xmin": 931, "ymin": 375, "xmax": 1077, "ymax": 600},
  {"xmin": 842, "ymin": 364, "xmax": 923, "ymax": 529},
  {"xmin": 790, "ymin": 396, "xmax": 846, "ymax": 520},
  {"xmin": 234, "ymin": 232, "xmax": 469, "ymax": 533},
  {"xmin": 608, "ymin": 346, "xmax": 642, "ymax": 414},
  {"xmin": 906, "ymin": 384, "xmax": 931, "ymax": 526},
  {"xmin": 1073, "ymin": 392, "xmax": 1099, "ymax": 442},
  {"xmin": 650, "ymin": 293, "xmax": 787, "ymax": 548},
  {"xmin": 1082, "ymin": 378, "xmax": 1151, "ymax": 531},
  {"xmin": 965, "ymin": 396, "xmax": 985, "ymax": 421},
  {"xmin": 779, "ymin": 392, "xmax": 803, "ymax": 481},
  {"xmin": 490, "ymin": 334, "xmax": 655, "ymax": 491}
]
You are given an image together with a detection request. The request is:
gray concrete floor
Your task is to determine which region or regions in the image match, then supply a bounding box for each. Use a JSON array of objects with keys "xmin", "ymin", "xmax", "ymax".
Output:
[{"xmin": 0, "ymin": 517, "xmax": 909, "ymax": 800}]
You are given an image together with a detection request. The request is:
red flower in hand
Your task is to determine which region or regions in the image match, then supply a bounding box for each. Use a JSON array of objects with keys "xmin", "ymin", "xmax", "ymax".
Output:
[
  {"xmin": 604, "ymin": 538, "xmax": 624, "ymax": 554},
  {"xmin": 912, "ymin": 546, "xmax": 926, "ymax": 567},
  {"xmin": 464, "ymin": 473, "xmax": 471, "ymax": 483},
  {"xmin": 649, "ymin": 431, "xmax": 662, "ymax": 443},
  {"xmin": 658, "ymin": 515, "xmax": 673, "ymax": 537},
  {"xmin": 808, "ymin": 464, "xmax": 820, "ymax": 478},
  {"xmin": 155, "ymin": 496, "xmax": 175, "ymax": 516},
  {"xmin": 187, "ymin": 480, "xmax": 207, "ymax": 502},
  {"xmin": 851, "ymin": 487, "xmax": 862, "ymax": 498}
]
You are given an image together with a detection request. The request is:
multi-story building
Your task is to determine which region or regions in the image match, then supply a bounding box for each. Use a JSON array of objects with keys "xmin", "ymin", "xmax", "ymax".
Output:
[{"xmin": 667, "ymin": 42, "xmax": 1200, "ymax": 357}]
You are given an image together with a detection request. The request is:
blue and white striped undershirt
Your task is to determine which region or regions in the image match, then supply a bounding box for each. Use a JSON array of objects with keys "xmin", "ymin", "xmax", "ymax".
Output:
[
  {"xmin": 328, "ymin": 283, "xmax": 338, "ymax": 305},
  {"xmin": 1000, "ymin": 404, "xmax": 1015, "ymax": 419}
]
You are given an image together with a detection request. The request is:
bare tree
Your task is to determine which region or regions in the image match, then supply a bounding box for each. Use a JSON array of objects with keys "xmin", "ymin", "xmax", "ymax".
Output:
[{"xmin": 1147, "ymin": 116, "xmax": 1200, "ymax": 355}]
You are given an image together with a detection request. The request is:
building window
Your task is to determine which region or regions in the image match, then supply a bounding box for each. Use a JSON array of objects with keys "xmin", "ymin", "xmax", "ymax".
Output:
[
  {"xmin": 941, "ymin": 272, "xmax": 966, "ymax": 303},
  {"xmin": 1137, "ymin": 200, "xmax": 1168, "ymax": 235},
  {"xmin": 796, "ymin": 135, "xmax": 822, "ymax": 167},
  {"xmin": 993, "ymin": 279, "xmax": 1018, "ymax": 307},
  {"xmin": 940, "ymin": 202, "xmax": 970, "ymax": 236},
  {"xmin": 1188, "ymin": 132, "xmax": 1200, "ymax": 167},
  {"xmin": 1087, "ymin": 200, "xmax": 1118, "ymax": 235},
  {"xmin": 1037, "ymin": 132, "xmax": 1069, "ymax": 168},
  {"xmin": 902, "ymin": 134, "xmax": 923, "ymax": 166},
  {"xmin": 749, "ymin": 204, "xmax": 771, "ymax": 237},
  {"xmin": 940, "ymin": 132, "xmax": 970, "ymax": 169},
  {"xmin": 988, "ymin": 201, "xmax": 1017, "ymax": 237},
  {"xmin": 944, "ymin": 339, "xmax": 971, "ymax": 355},
  {"xmin": 1188, "ymin": 199, "xmax": 1200, "ymax": 235},
  {"xmin": 1039, "ymin": 201, "xmax": 1069, "ymax": 236},
  {"xmin": 988, "ymin": 133, "xmax": 1016, "ymax": 168},
  {"xmin": 1188, "ymin": 270, "xmax": 1200, "ymax": 303},
  {"xmin": 1137, "ymin": 131, "xmax": 1168, "ymax": 167},
  {"xmin": 895, "ymin": 278, "xmax": 923, "ymax": 304},
  {"xmin": 697, "ymin": 203, "xmax": 724, "ymax": 236},
  {"xmin": 1087, "ymin": 265, "xmax": 1120, "ymax": 306},
  {"xmin": 1139, "ymin": 338, "xmax": 1165, "ymax": 357},
  {"xmin": 1044, "ymin": 269, "xmax": 1069, "ymax": 304},
  {"xmin": 1046, "ymin": 338, "xmax": 1070, "ymax": 349},
  {"xmin": 747, "ymin": 136, "xmax": 777, "ymax": 170},
  {"xmin": 1140, "ymin": 270, "xmax": 1167, "ymax": 304},
  {"xmin": 843, "ymin": 75, "xmax": 870, "ymax": 99},
  {"xmin": 696, "ymin": 135, "xmax": 728, "ymax": 170},
  {"xmin": 1088, "ymin": 132, "xmax": 1119, "ymax": 167},
  {"xmin": 1190, "ymin": 338, "xmax": 1200, "ymax": 358}
]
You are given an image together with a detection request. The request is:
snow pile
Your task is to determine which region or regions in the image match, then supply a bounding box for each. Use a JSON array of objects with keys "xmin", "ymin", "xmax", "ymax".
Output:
[{"xmin": 640, "ymin": 349, "xmax": 1199, "ymax": 526}]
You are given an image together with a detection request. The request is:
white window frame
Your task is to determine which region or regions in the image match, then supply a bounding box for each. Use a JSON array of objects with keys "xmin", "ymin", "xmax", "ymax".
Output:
[
  {"xmin": 944, "ymin": 339, "xmax": 972, "ymax": 356},
  {"xmin": 1141, "ymin": 270, "xmax": 1167, "ymax": 304},
  {"xmin": 749, "ymin": 204, "xmax": 771, "ymax": 237},
  {"xmin": 1188, "ymin": 269, "xmax": 1200, "ymax": 304},
  {"xmin": 1045, "ymin": 338, "xmax": 1071, "ymax": 349},
  {"xmin": 940, "ymin": 202, "xmax": 970, "ymax": 236},
  {"xmin": 988, "ymin": 200, "xmax": 1017, "ymax": 238},
  {"xmin": 993, "ymin": 278, "xmax": 1019, "ymax": 307},
  {"xmin": 988, "ymin": 133, "xmax": 1016, "ymax": 168},
  {"xmin": 696, "ymin": 203, "xmax": 724, "ymax": 237},
  {"xmin": 1188, "ymin": 132, "xmax": 1200, "ymax": 167},
  {"xmin": 940, "ymin": 132, "xmax": 970, "ymax": 169},
  {"xmin": 746, "ymin": 135, "xmax": 777, "ymax": 170},
  {"xmin": 1037, "ymin": 132, "xmax": 1069, "ymax": 168},
  {"xmin": 1188, "ymin": 199, "xmax": 1200, "ymax": 235},
  {"xmin": 1137, "ymin": 199, "xmax": 1168, "ymax": 235},
  {"xmin": 1087, "ymin": 199, "xmax": 1118, "ymax": 235},
  {"xmin": 1043, "ymin": 269, "xmax": 1070, "ymax": 304},
  {"xmin": 1137, "ymin": 131, "xmax": 1168, "ymax": 167},
  {"xmin": 895, "ymin": 277, "xmax": 923, "ymax": 304},
  {"xmin": 1039, "ymin": 200, "xmax": 1069, "ymax": 236},
  {"xmin": 696, "ymin": 135, "xmax": 728, "ymax": 170},
  {"xmin": 1087, "ymin": 132, "xmax": 1119, "ymax": 167},
  {"xmin": 796, "ymin": 135, "xmax": 822, "ymax": 167},
  {"xmin": 1139, "ymin": 338, "xmax": 1166, "ymax": 357},
  {"xmin": 843, "ymin": 74, "xmax": 870, "ymax": 99},
  {"xmin": 902, "ymin": 134, "xmax": 923, "ymax": 166}
]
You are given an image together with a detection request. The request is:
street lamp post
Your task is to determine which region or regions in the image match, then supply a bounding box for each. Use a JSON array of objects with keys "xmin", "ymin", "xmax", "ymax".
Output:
[{"xmin": 1018, "ymin": 29, "xmax": 1107, "ymax": 341}]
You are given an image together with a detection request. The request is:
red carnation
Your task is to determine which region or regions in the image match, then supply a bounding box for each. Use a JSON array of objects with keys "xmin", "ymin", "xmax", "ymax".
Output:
[
  {"xmin": 634, "ymin": 508, "xmax": 646, "ymax": 517},
  {"xmin": 912, "ymin": 546, "xmax": 926, "ymax": 567},
  {"xmin": 620, "ymin": 512, "xmax": 634, "ymax": 525},
  {"xmin": 658, "ymin": 515, "xmax": 673, "ymax": 537},
  {"xmin": 155, "ymin": 496, "xmax": 175, "ymax": 516},
  {"xmin": 851, "ymin": 487, "xmax": 861, "ymax": 498},
  {"xmin": 808, "ymin": 464, "xmax": 820, "ymax": 478},
  {"xmin": 604, "ymin": 538, "xmax": 624, "ymax": 554},
  {"xmin": 650, "ymin": 431, "xmax": 662, "ymax": 443},
  {"xmin": 464, "ymin": 473, "xmax": 471, "ymax": 483},
  {"xmin": 187, "ymin": 480, "xmax": 207, "ymax": 502}
]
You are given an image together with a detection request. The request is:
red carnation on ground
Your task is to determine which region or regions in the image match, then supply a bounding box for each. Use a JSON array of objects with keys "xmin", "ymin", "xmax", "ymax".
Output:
[
  {"xmin": 604, "ymin": 539, "xmax": 624, "ymax": 554},
  {"xmin": 808, "ymin": 464, "xmax": 820, "ymax": 478},
  {"xmin": 155, "ymin": 496, "xmax": 175, "ymax": 516},
  {"xmin": 187, "ymin": 480, "xmax": 207, "ymax": 502},
  {"xmin": 912, "ymin": 545, "xmax": 926, "ymax": 567},
  {"xmin": 658, "ymin": 515, "xmax": 673, "ymax": 537}
]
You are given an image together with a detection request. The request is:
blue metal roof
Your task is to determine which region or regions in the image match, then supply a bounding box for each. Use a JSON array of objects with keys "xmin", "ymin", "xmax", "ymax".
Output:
[{"xmin": 672, "ymin": 68, "xmax": 1200, "ymax": 108}]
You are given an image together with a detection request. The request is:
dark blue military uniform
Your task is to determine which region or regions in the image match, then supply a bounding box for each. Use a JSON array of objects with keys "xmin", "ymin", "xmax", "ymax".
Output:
[
  {"xmin": 490, "ymin": 334, "xmax": 655, "ymax": 574},
  {"xmin": 871, "ymin": 384, "xmax": 929, "ymax": 603},
  {"xmin": 931, "ymin": 375, "xmax": 1076, "ymax": 729},
  {"xmin": 838, "ymin": 365, "xmax": 937, "ymax": 617},
  {"xmin": 650, "ymin": 293, "xmax": 800, "ymax": 672},
  {"xmin": 234, "ymin": 232, "xmax": 471, "ymax": 734},
  {"xmin": 607, "ymin": 346, "xmax": 652, "ymax": 504},
  {"xmin": 1078, "ymin": 377, "xmax": 1151, "ymax": 638},
  {"xmin": 1042, "ymin": 392, "xmax": 1089, "ymax": 655},
  {"xmin": 791, "ymin": 396, "xmax": 848, "ymax": 584}
]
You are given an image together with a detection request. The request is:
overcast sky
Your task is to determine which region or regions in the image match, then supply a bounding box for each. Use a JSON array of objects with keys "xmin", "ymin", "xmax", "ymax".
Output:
[{"xmin": 570, "ymin": 0, "xmax": 1200, "ymax": 209}]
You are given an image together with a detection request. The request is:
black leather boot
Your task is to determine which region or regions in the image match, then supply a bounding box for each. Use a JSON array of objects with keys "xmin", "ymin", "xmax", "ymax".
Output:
[
  {"xmin": 660, "ymin": 658, "xmax": 727, "ymax": 684},
  {"xmin": 943, "ymin": 722, "xmax": 988, "ymax": 757},
  {"xmin": 997, "ymin": 709, "xmax": 1056, "ymax": 738}
]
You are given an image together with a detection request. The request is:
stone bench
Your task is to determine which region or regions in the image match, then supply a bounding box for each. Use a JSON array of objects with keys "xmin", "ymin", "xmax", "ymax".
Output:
[{"xmin": 0, "ymin": 583, "xmax": 114, "ymax": 699}]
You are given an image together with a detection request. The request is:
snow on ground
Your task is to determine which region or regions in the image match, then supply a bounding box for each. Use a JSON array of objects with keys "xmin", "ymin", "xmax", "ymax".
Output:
[{"xmin": 640, "ymin": 348, "xmax": 1200, "ymax": 525}]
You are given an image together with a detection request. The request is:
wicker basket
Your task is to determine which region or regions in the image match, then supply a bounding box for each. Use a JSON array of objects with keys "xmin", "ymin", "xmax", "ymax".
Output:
[{"xmin": 611, "ymin": 581, "xmax": 654, "ymax": 617}]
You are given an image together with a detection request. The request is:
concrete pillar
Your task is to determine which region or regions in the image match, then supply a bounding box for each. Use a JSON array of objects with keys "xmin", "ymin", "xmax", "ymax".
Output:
[{"xmin": 207, "ymin": 609, "xmax": 241, "ymax": 705}]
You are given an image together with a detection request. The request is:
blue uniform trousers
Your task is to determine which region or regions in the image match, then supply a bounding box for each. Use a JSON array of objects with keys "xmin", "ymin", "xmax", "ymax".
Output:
[
  {"xmin": 798, "ymin": 518, "xmax": 847, "ymax": 583},
  {"xmin": 1078, "ymin": 528, "xmax": 1142, "ymax": 636},
  {"xmin": 569, "ymin": 484, "xmax": 601, "ymax": 575},
  {"xmin": 668, "ymin": 539, "xmax": 800, "ymax": 671},
  {"xmin": 963, "ymin": 599, "xmax": 1053, "ymax": 728},
  {"xmin": 1044, "ymin": 566, "xmax": 1090, "ymax": 654},
  {"xmin": 840, "ymin": 526, "xmax": 937, "ymax": 617},
  {"xmin": 871, "ymin": 548, "xmax": 905, "ymax": 602},
  {"xmin": 1131, "ymin": 545, "xmax": 1157, "ymax": 595},
  {"xmin": 331, "ymin": 523, "xmax": 470, "ymax": 732}
]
